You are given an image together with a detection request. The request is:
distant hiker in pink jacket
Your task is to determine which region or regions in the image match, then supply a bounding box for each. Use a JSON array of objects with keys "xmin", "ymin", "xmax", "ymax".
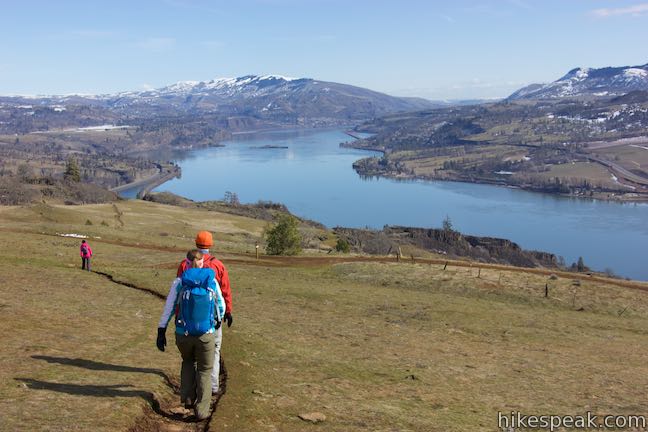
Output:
[{"xmin": 80, "ymin": 240, "xmax": 93, "ymax": 271}]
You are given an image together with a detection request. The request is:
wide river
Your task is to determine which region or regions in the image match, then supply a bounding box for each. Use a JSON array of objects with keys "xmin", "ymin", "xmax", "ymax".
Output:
[{"xmin": 149, "ymin": 128, "xmax": 648, "ymax": 281}]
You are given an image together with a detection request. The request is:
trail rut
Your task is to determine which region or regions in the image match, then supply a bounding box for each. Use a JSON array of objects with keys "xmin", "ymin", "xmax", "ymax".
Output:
[{"xmin": 96, "ymin": 269, "xmax": 227, "ymax": 432}]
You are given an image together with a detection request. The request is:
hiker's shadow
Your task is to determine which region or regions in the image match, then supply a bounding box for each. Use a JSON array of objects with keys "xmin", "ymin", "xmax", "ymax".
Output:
[
  {"xmin": 17, "ymin": 378, "xmax": 148, "ymax": 398},
  {"xmin": 31, "ymin": 355, "xmax": 178, "ymax": 391},
  {"xmin": 14, "ymin": 378, "xmax": 180, "ymax": 419},
  {"xmin": 16, "ymin": 355, "xmax": 181, "ymax": 420}
]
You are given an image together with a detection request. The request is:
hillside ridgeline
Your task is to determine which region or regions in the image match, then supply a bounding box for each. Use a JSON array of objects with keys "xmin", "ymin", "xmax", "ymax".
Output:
[{"xmin": 335, "ymin": 226, "xmax": 559, "ymax": 268}]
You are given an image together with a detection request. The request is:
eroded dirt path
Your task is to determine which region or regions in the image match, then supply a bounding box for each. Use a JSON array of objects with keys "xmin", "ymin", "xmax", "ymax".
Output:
[{"xmin": 96, "ymin": 269, "xmax": 227, "ymax": 432}]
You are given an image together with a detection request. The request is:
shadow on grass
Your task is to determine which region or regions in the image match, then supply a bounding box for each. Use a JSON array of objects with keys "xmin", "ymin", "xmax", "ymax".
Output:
[
  {"xmin": 31, "ymin": 355, "xmax": 178, "ymax": 391},
  {"xmin": 18, "ymin": 356, "xmax": 186, "ymax": 421},
  {"xmin": 14, "ymin": 378, "xmax": 182, "ymax": 420}
]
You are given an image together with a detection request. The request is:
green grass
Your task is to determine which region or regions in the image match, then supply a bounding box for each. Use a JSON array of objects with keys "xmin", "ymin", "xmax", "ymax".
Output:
[{"xmin": 1, "ymin": 201, "xmax": 648, "ymax": 431}]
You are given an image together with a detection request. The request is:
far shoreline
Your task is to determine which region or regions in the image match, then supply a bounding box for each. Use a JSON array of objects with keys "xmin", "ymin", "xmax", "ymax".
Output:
[
  {"xmin": 341, "ymin": 142, "xmax": 648, "ymax": 204},
  {"xmin": 118, "ymin": 127, "xmax": 648, "ymax": 205}
]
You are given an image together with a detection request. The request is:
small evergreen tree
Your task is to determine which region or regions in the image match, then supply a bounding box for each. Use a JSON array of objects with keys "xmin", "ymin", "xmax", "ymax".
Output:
[
  {"xmin": 265, "ymin": 214, "xmax": 302, "ymax": 255},
  {"xmin": 576, "ymin": 256, "xmax": 586, "ymax": 272},
  {"xmin": 442, "ymin": 215, "xmax": 454, "ymax": 232},
  {"xmin": 64, "ymin": 157, "xmax": 81, "ymax": 182},
  {"xmin": 335, "ymin": 238, "xmax": 351, "ymax": 253}
]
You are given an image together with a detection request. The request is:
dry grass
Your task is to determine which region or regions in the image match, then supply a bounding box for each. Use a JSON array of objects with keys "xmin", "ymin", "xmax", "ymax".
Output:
[
  {"xmin": 598, "ymin": 145, "xmax": 648, "ymax": 177},
  {"xmin": 534, "ymin": 162, "xmax": 618, "ymax": 188},
  {"xmin": 220, "ymin": 263, "xmax": 648, "ymax": 431},
  {"xmin": 0, "ymin": 248, "xmax": 179, "ymax": 431},
  {"xmin": 393, "ymin": 146, "xmax": 521, "ymax": 177},
  {"xmin": 1, "ymin": 201, "xmax": 647, "ymax": 431}
]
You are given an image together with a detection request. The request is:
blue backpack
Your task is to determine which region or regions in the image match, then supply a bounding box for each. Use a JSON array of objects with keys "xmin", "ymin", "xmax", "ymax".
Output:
[{"xmin": 175, "ymin": 268, "xmax": 219, "ymax": 336}]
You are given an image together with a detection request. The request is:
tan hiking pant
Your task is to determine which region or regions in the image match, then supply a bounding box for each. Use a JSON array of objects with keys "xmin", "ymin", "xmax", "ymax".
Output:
[
  {"xmin": 175, "ymin": 332, "xmax": 215, "ymax": 419},
  {"xmin": 212, "ymin": 326, "xmax": 222, "ymax": 393}
]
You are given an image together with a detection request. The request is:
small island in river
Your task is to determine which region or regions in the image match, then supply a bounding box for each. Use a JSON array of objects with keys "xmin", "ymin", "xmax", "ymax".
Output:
[{"xmin": 250, "ymin": 145, "xmax": 289, "ymax": 149}]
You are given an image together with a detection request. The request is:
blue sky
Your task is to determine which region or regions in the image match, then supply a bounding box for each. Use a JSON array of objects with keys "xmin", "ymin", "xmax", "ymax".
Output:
[{"xmin": 1, "ymin": 0, "xmax": 647, "ymax": 99}]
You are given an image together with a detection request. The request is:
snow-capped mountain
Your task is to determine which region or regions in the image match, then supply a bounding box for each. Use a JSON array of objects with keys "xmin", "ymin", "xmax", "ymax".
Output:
[
  {"xmin": 508, "ymin": 63, "xmax": 648, "ymax": 100},
  {"xmin": 113, "ymin": 75, "xmax": 305, "ymax": 100},
  {"xmin": 0, "ymin": 75, "xmax": 435, "ymax": 124},
  {"xmin": 107, "ymin": 74, "xmax": 436, "ymax": 119}
]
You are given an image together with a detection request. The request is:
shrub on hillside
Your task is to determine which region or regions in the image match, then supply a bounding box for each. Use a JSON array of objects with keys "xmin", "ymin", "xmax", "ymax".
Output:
[
  {"xmin": 143, "ymin": 191, "xmax": 195, "ymax": 207},
  {"xmin": 0, "ymin": 176, "xmax": 40, "ymax": 204},
  {"xmin": 61, "ymin": 182, "xmax": 118, "ymax": 204},
  {"xmin": 265, "ymin": 214, "xmax": 302, "ymax": 256},
  {"xmin": 335, "ymin": 238, "xmax": 351, "ymax": 253}
]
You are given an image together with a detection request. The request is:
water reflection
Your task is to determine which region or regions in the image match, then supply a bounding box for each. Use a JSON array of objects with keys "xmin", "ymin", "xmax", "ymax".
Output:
[{"xmin": 152, "ymin": 128, "xmax": 648, "ymax": 280}]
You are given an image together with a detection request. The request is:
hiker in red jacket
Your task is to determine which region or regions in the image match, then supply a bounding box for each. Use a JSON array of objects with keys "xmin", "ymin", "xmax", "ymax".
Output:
[
  {"xmin": 80, "ymin": 240, "xmax": 93, "ymax": 272},
  {"xmin": 176, "ymin": 230, "xmax": 232, "ymax": 394}
]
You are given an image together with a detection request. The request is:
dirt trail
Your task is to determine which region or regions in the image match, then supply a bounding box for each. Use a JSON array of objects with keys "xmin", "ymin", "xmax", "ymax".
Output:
[
  {"xmin": 95, "ymin": 270, "xmax": 166, "ymax": 300},
  {"xmin": 2, "ymin": 226, "xmax": 647, "ymax": 292},
  {"xmin": 95, "ymin": 269, "xmax": 226, "ymax": 432}
]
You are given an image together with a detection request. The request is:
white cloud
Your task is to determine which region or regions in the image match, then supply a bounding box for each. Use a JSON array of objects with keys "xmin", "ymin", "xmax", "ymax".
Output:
[
  {"xmin": 590, "ymin": 3, "xmax": 648, "ymax": 17},
  {"xmin": 136, "ymin": 37, "xmax": 176, "ymax": 52},
  {"xmin": 140, "ymin": 83, "xmax": 155, "ymax": 90}
]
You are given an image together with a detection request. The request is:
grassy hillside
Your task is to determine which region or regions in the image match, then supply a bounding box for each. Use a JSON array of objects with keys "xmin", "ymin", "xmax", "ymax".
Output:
[{"xmin": 1, "ymin": 201, "xmax": 647, "ymax": 431}]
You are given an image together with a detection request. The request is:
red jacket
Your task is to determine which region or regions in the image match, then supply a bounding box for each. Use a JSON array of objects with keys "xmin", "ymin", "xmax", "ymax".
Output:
[
  {"xmin": 80, "ymin": 243, "xmax": 93, "ymax": 258},
  {"xmin": 177, "ymin": 254, "xmax": 232, "ymax": 313}
]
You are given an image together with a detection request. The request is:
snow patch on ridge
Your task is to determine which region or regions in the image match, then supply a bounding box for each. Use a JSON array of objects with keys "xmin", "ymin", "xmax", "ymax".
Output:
[{"xmin": 624, "ymin": 68, "xmax": 647, "ymax": 79}]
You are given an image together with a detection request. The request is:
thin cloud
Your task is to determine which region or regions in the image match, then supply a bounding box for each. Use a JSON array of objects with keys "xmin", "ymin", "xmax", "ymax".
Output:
[
  {"xmin": 590, "ymin": 3, "xmax": 648, "ymax": 17},
  {"xmin": 163, "ymin": 0, "xmax": 221, "ymax": 14},
  {"xmin": 393, "ymin": 78, "xmax": 529, "ymax": 100},
  {"xmin": 200, "ymin": 40, "xmax": 226, "ymax": 48},
  {"xmin": 440, "ymin": 14, "xmax": 456, "ymax": 23},
  {"xmin": 270, "ymin": 34, "xmax": 336, "ymax": 43},
  {"xmin": 315, "ymin": 34, "xmax": 337, "ymax": 42},
  {"xmin": 49, "ymin": 29, "xmax": 122, "ymax": 41},
  {"xmin": 135, "ymin": 37, "xmax": 176, "ymax": 52},
  {"xmin": 460, "ymin": 4, "xmax": 512, "ymax": 17},
  {"xmin": 68, "ymin": 30, "xmax": 120, "ymax": 39},
  {"xmin": 507, "ymin": 0, "xmax": 533, "ymax": 10}
]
